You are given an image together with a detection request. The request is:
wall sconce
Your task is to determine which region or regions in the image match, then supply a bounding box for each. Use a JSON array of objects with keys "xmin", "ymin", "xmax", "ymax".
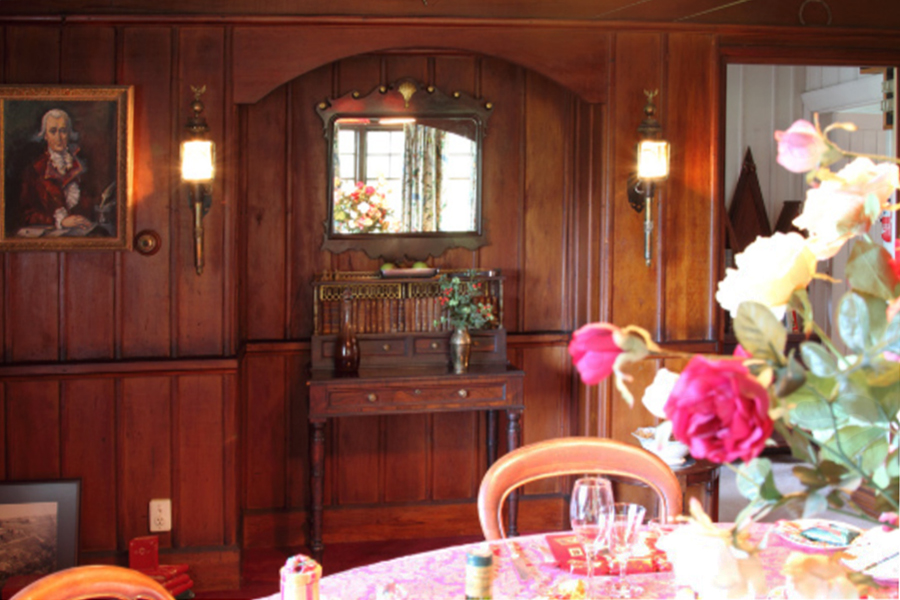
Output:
[
  {"xmin": 181, "ymin": 85, "xmax": 214, "ymax": 275},
  {"xmin": 627, "ymin": 90, "xmax": 670, "ymax": 266}
]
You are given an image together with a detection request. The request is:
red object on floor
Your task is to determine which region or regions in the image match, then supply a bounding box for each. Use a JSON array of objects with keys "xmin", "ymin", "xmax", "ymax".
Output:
[
  {"xmin": 129, "ymin": 535, "xmax": 160, "ymax": 570},
  {"xmin": 1, "ymin": 574, "xmax": 43, "ymax": 600}
]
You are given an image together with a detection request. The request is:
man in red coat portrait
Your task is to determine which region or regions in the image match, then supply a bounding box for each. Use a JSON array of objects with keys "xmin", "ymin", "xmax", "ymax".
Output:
[{"xmin": 17, "ymin": 108, "xmax": 97, "ymax": 235}]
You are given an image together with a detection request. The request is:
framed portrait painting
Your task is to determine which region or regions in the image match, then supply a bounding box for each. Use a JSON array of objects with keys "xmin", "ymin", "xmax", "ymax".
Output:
[
  {"xmin": 0, "ymin": 85, "xmax": 133, "ymax": 251},
  {"xmin": 0, "ymin": 480, "xmax": 80, "ymax": 585}
]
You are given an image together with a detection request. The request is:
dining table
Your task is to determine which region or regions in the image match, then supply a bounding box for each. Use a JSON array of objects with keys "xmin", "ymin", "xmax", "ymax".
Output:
[{"xmin": 265, "ymin": 522, "xmax": 900, "ymax": 600}]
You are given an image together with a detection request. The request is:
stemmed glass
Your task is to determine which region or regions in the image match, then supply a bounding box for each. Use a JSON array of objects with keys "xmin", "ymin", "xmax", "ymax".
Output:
[
  {"xmin": 569, "ymin": 477, "xmax": 614, "ymax": 600},
  {"xmin": 606, "ymin": 502, "xmax": 647, "ymax": 599}
]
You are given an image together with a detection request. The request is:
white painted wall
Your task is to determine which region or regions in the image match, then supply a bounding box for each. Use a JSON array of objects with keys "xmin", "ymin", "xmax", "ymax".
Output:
[{"xmin": 724, "ymin": 64, "xmax": 892, "ymax": 339}]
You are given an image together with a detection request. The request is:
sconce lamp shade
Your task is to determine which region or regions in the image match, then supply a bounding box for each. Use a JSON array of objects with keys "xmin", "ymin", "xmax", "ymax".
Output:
[
  {"xmin": 637, "ymin": 139, "xmax": 669, "ymax": 180},
  {"xmin": 181, "ymin": 140, "xmax": 215, "ymax": 182}
]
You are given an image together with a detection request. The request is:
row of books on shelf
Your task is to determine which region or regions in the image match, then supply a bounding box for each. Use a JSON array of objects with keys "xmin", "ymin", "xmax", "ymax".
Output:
[{"xmin": 318, "ymin": 296, "xmax": 499, "ymax": 335}]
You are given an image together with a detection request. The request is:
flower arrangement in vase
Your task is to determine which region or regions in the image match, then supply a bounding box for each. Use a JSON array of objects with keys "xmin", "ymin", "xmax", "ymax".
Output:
[
  {"xmin": 569, "ymin": 115, "xmax": 899, "ymax": 598},
  {"xmin": 436, "ymin": 270, "xmax": 497, "ymax": 373},
  {"xmin": 332, "ymin": 180, "xmax": 397, "ymax": 234}
]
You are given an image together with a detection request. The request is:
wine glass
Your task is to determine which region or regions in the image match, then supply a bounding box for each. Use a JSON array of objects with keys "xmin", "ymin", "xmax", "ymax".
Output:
[
  {"xmin": 606, "ymin": 502, "xmax": 647, "ymax": 599},
  {"xmin": 569, "ymin": 477, "xmax": 614, "ymax": 600}
]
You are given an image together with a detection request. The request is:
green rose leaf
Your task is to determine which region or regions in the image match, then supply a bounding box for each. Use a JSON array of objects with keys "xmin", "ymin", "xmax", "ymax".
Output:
[
  {"xmin": 799, "ymin": 342, "xmax": 837, "ymax": 378},
  {"xmin": 803, "ymin": 488, "xmax": 828, "ymax": 518},
  {"xmin": 837, "ymin": 387, "xmax": 888, "ymax": 427},
  {"xmin": 736, "ymin": 458, "xmax": 780, "ymax": 502},
  {"xmin": 887, "ymin": 448, "xmax": 900, "ymax": 480},
  {"xmin": 734, "ymin": 302, "xmax": 787, "ymax": 364},
  {"xmin": 773, "ymin": 420, "xmax": 814, "ymax": 464},
  {"xmin": 792, "ymin": 465, "xmax": 825, "ymax": 488},
  {"xmin": 783, "ymin": 373, "xmax": 838, "ymax": 431},
  {"xmin": 837, "ymin": 292, "xmax": 872, "ymax": 354},
  {"xmin": 847, "ymin": 234, "xmax": 900, "ymax": 301},
  {"xmin": 883, "ymin": 311, "xmax": 900, "ymax": 354},
  {"xmin": 820, "ymin": 426, "xmax": 883, "ymax": 470},
  {"xmin": 860, "ymin": 437, "xmax": 890, "ymax": 478}
]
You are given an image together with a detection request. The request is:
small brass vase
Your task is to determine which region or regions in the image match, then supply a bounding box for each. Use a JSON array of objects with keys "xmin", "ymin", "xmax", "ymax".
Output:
[{"xmin": 450, "ymin": 327, "xmax": 472, "ymax": 374}]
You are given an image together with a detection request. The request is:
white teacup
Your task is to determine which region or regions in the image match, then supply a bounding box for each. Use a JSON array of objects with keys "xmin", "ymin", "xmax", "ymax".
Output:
[{"xmin": 632, "ymin": 425, "xmax": 690, "ymax": 465}]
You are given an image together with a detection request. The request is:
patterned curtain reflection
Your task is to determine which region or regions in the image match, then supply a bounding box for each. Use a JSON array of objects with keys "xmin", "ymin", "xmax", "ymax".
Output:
[{"xmin": 402, "ymin": 124, "xmax": 445, "ymax": 232}]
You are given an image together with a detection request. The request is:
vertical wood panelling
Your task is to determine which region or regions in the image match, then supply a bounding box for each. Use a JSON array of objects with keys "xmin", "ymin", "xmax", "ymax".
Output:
[
  {"xmin": 5, "ymin": 381, "xmax": 60, "ymax": 479},
  {"xmin": 610, "ymin": 33, "xmax": 664, "ymax": 334},
  {"xmin": 175, "ymin": 374, "xmax": 224, "ymax": 546},
  {"xmin": 609, "ymin": 32, "xmax": 664, "ymax": 440},
  {"xmin": 120, "ymin": 27, "xmax": 173, "ymax": 358},
  {"xmin": 62, "ymin": 378, "xmax": 116, "ymax": 551},
  {"xmin": 178, "ymin": 27, "xmax": 227, "ymax": 356},
  {"xmin": 0, "ymin": 385, "xmax": 5, "ymax": 479},
  {"xmin": 60, "ymin": 26, "xmax": 117, "ymax": 361},
  {"xmin": 119, "ymin": 377, "xmax": 172, "ymax": 548},
  {"xmin": 382, "ymin": 414, "xmax": 428, "ymax": 503},
  {"xmin": 222, "ymin": 371, "xmax": 239, "ymax": 545},
  {"xmin": 521, "ymin": 345, "xmax": 570, "ymax": 494},
  {"xmin": 286, "ymin": 352, "xmax": 310, "ymax": 509},
  {"xmin": 479, "ymin": 58, "xmax": 524, "ymax": 331},
  {"xmin": 287, "ymin": 66, "xmax": 330, "ymax": 340},
  {"xmin": 431, "ymin": 411, "xmax": 480, "ymax": 501},
  {"xmin": 522, "ymin": 71, "xmax": 570, "ymax": 331},
  {"xmin": 243, "ymin": 354, "xmax": 286, "ymax": 509},
  {"xmin": 664, "ymin": 33, "xmax": 718, "ymax": 341},
  {"xmin": 244, "ymin": 87, "xmax": 287, "ymax": 340},
  {"xmin": 5, "ymin": 26, "xmax": 61, "ymax": 363}
]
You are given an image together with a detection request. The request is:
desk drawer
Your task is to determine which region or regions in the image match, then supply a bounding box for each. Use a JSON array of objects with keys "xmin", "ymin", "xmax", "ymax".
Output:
[{"xmin": 325, "ymin": 382, "xmax": 507, "ymax": 410}]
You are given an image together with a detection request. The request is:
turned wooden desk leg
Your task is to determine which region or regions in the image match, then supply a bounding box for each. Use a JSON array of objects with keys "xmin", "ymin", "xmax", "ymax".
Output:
[
  {"xmin": 506, "ymin": 409, "xmax": 522, "ymax": 537},
  {"xmin": 486, "ymin": 410, "xmax": 498, "ymax": 468},
  {"xmin": 310, "ymin": 419, "xmax": 326, "ymax": 562}
]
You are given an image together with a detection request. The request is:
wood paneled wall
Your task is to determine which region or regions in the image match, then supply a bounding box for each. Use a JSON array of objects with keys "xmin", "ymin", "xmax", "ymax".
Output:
[
  {"xmin": 239, "ymin": 53, "xmax": 581, "ymax": 546},
  {"xmin": 0, "ymin": 11, "xmax": 897, "ymax": 590}
]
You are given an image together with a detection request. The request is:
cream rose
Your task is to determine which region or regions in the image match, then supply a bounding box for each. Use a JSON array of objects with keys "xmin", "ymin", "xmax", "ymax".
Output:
[
  {"xmin": 715, "ymin": 232, "xmax": 818, "ymax": 320},
  {"xmin": 641, "ymin": 368, "xmax": 679, "ymax": 419},
  {"xmin": 793, "ymin": 158, "xmax": 900, "ymax": 260},
  {"xmin": 782, "ymin": 552, "xmax": 859, "ymax": 599},
  {"xmin": 657, "ymin": 500, "xmax": 767, "ymax": 599}
]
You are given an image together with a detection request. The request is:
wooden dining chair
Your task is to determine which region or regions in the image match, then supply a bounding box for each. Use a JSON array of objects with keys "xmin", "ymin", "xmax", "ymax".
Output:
[
  {"xmin": 477, "ymin": 436, "xmax": 684, "ymax": 540},
  {"xmin": 9, "ymin": 565, "xmax": 175, "ymax": 600}
]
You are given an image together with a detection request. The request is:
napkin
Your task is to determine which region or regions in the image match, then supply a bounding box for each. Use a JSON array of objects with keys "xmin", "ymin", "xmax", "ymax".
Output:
[{"xmin": 545, "ymin": 531, "xmax": 672, "ymax": 576}]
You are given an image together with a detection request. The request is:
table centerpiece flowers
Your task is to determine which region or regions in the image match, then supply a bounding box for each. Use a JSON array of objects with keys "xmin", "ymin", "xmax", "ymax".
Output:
[{"xmin": 569, "ymin": 115, "xmax": 900, "ymax": 598}]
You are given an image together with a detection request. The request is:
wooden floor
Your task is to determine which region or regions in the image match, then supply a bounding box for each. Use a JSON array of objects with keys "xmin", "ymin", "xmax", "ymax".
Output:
[{"xmin": 193, "ymin": 535, "xmax": 483, "ymax": 600}]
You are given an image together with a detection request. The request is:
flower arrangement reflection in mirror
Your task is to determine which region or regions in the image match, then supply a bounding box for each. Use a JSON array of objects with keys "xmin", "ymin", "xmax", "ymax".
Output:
[{"xmin": 569, "ymin": 115, "xmax": 899, "ymax": 599}]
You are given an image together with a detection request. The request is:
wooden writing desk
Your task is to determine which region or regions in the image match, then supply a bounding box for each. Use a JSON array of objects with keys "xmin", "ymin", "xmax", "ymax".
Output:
[{"xmin": 308, "ymin": 363, "xmax": 525, "ymax": 561}]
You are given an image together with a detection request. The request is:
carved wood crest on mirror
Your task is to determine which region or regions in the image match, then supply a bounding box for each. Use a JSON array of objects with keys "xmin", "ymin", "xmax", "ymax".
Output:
[{"xmin": 316, "ymin": 78, "xmax": 493, "ymax": 260}]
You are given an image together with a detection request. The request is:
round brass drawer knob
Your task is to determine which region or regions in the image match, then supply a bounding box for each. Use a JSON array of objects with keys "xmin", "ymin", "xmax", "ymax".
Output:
[
  {"xmin": 382, "ymin": 344, "xmax": 390, "ymax": 351},
  {"xmin": 430, "ymin": 342, "xmax": 440, "ymax": 349},
  {"xmin": 414, "ymin": 389, "xmax": 422, "ymax": 395},
  {"xmin": 458, "ymin": 389, "xmax": 468, "ymax": 398},
  {"xmin": 367, "ymin": 393, "xmax": 378, "ymax": 402}
]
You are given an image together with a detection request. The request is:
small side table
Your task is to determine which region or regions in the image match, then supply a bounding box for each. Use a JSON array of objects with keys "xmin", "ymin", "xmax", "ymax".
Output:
[
  {"xmin": 307, "ymin": 363, "xmax": 525, "ymax": 562},
  {"xmin": 672, "ymin": 459, "xmax": 721, "ymax": 520}
]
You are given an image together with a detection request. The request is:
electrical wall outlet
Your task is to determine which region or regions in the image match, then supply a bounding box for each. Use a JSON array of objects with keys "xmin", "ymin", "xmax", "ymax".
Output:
[{"xmin": 149, "ymin": 498, "xmax": 172, "ymax": 532}]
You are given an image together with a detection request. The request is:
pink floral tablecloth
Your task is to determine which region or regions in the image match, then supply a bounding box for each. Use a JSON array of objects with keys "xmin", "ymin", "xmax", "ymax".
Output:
[{"xmin": 265, "ymin": 523, "xmax": 900, "ymax": 599}]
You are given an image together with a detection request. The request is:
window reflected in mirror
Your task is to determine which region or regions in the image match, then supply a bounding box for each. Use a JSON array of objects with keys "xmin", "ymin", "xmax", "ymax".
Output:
[{"xmin": 332, "ymin": 117, "xmax": 478, "ymax": 235}]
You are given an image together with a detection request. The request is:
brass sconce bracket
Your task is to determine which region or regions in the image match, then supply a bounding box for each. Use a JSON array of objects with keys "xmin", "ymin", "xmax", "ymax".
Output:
[{"xmin": 183, "ymin": 85, "xmax": 215, "ymax": 276}]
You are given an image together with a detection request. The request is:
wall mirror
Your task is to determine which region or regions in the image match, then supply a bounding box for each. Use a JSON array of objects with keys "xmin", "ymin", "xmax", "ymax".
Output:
[{"xmin": 316, "ymin": 78, "xmax": 493, "ymax": 260}]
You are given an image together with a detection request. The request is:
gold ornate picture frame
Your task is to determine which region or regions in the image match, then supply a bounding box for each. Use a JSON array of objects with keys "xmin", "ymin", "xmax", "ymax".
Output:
[{"xmin": 0, "ymin": 85, "xmax": 133, "ymax": 251}]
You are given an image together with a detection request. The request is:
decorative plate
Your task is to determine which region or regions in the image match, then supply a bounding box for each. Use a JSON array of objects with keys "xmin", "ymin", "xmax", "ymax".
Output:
[
  {"xmin": 773, "ymin": 519, "xmax": 863, "ymax": 551},
  {"xmin": 841, "ymin": 527, "xmax": 899, "ymax": 582}
]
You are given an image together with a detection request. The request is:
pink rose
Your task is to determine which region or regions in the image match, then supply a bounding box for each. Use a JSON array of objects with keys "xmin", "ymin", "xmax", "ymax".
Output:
[
  {"xmin": 774, "ymin": 120, "xmax": 828, "ymax": 174},
  {"xmin": 879, "ymin": 512, "xmax": 899, "ymax": 530},
  {"xmin": 733, "ymin": 345, "xmax": 752, "ymax": 359},
  {"xmin": 569, "ymin": 323, "xmax": 624, "ymax": 385},
  {"xmin": 664, "ymin": 356, "xmax": 773, "ymax": 464}
]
